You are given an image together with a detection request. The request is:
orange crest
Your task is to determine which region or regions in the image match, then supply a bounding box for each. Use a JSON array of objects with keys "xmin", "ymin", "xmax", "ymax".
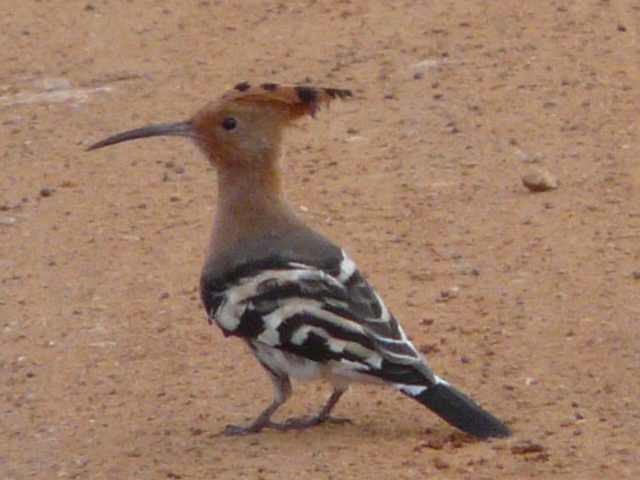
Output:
[{"xmin": 218, "ymin": 82, "xmax": 352, "ymax": 119}]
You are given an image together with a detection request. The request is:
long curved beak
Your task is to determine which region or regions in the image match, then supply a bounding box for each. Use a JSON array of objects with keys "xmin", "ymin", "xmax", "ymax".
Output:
[{"xmin": 87, "ymin": 120, "xmax": 194, "ymax": 151}]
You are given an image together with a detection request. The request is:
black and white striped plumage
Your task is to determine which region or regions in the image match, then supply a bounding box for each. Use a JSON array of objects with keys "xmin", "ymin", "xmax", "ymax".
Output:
[{"xmin": 202, "ymin": 248, "xmax": 511, "ymax": 438}]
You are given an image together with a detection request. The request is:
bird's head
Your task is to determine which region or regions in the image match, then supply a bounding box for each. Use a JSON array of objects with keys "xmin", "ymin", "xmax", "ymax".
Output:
[{"xmin": 88, "ymin": 82, "xmax": 352, "ymax": 173}]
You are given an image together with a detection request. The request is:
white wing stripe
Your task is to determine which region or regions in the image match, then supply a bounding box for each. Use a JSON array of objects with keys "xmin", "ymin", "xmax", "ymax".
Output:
[{"xmin": 337, "ymin": 250, "xmax": 358, "ymax": 283}]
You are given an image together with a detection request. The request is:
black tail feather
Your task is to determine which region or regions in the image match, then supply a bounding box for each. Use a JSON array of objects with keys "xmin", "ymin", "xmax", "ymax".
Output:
[{"xmin": 403, "ymin": 382, "xmax": 511, "ymax": 439}]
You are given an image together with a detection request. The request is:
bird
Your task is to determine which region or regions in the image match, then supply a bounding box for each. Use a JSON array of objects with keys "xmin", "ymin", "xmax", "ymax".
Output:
[{"xmin": 87, "ymin": 81, "xmax": 511, "ymax": 439}]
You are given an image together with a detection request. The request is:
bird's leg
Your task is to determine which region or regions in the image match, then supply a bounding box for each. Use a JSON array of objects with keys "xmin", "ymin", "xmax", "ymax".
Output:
[
  {"xmin": 221, "ymin": 373, "xmax": 292, "ymax": 435},
  {"xmin": 221, "ymin": 378, "xmax": 351, "ymax": 434},
  {"xmin": 275, "ymin": 386, "xmax": 352, "ymax": 430}
]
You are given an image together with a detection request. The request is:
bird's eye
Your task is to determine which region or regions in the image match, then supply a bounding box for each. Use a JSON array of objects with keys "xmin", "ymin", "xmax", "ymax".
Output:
[{"xmin": 222, "ymin": 116, "xmax": 238, "ymax": 131}]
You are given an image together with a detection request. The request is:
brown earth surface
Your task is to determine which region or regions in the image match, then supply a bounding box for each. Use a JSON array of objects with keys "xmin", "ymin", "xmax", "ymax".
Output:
[{"xmin": 2, "ymin": 1, "xmax": 639, "ymax": 479}]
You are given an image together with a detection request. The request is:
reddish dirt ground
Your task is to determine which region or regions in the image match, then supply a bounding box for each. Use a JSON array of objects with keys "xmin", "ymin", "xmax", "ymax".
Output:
[{"xmin": 2, "ymin": 1, "xmax": 639, "ymax": 479}]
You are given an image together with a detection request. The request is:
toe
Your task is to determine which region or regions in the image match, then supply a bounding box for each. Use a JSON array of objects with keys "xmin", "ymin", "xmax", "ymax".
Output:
[{"xmin": 323, "ymin": 415, "xmax": 352, "ymax": 425}]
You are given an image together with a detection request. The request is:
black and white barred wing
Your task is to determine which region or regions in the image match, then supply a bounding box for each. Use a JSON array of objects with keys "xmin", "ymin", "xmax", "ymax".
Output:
[
  {"xmin": 334, "ymin": 253, "xmax": 431, "ymax": 365},
  {"xmin": 207, "ymin": 252, "xmax": 432, "ymax": 384}
]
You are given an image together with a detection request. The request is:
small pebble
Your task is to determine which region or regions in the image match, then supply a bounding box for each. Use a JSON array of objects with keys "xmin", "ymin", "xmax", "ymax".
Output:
[
  {"xmin": 522, "ymin": 170, "xmax": 558, "ymax": 192},
  {"xmin": 416, "ymin": 438, "xmax": 444, "ymax": 450},
  {"xmin": 39, "ymin": 187, "xmax": 55, "ymax": 197},
  {"xmin": 432, "ymin": 457, "xmax": 450, "ymax": 470},
  {"xmin": 438, "ymin": 286, "xmax": 459, "ymax": 301}
]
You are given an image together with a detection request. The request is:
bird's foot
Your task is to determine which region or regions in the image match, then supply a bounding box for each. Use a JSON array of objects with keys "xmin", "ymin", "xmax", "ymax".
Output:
[
  {"xmin": 219, "ymin": 415, "xmax": 352, "ymax": 435},
  {"xmin": 271, "ymin": 414, "xmax": 352, "ymax": 430}
]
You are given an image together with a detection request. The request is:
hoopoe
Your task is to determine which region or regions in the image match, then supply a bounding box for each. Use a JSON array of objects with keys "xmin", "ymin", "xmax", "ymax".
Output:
[{"xmin": 88, "ymin": 82, "xmax": 511, "ymax": 438}]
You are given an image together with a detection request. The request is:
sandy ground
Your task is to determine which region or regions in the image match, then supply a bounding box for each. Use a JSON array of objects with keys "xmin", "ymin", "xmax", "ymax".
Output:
[{"xmin": 1, "ymin": 1, "xmax": 639, "ymax": 478}]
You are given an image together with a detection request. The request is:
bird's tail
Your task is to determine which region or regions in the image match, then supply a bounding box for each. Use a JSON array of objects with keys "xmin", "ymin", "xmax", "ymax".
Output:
[{"xmin": 397, "ymin": 379, "xmax": 511, "ymax": 439}]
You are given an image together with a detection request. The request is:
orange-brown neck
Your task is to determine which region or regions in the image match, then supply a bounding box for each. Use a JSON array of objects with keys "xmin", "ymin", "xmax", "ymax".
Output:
[{"xmin": 208, "ymin": 159, "xmax": 301, "ymax": 257}]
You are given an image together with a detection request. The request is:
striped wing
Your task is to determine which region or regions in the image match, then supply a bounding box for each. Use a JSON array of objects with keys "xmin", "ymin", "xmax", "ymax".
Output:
[{"xmin": 204, "ymin": 251, "xmax": 429, "ymax": 384}]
